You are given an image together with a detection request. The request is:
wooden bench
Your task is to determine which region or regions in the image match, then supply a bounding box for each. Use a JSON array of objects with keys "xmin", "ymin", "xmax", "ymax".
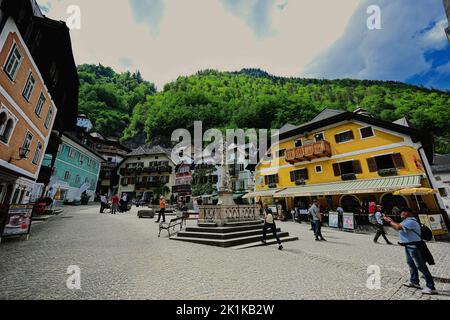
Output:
[{"xmin": 158, "ymin": 216, "xmax": 185, "ymax": 237}]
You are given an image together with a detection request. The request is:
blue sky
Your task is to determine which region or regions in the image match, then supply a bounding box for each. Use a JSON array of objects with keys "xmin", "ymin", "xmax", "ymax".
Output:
[{"xmin": 42, "ymin": 0, "xmax": 450, "ymax": 90}]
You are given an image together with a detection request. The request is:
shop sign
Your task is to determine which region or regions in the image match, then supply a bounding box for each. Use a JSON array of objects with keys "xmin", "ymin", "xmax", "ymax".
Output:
[{"xmin": 1, "ymin": 204, "xmax": 33, "ymax": 238}]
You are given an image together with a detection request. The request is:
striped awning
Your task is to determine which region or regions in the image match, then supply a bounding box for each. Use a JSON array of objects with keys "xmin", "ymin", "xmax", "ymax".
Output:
[
  {"xmin": 243, "ymin": 188, "xmax": 286, "ymax": 199},
  {"xmin": 273, "ymin": 175, "xmax": 423, "ymax": 198}
]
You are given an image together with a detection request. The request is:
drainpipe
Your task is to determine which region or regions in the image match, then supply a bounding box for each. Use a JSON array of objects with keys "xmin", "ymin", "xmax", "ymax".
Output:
[{"xmin": 417, "ymin": 146, "xmax": 450, "ymax": 231}]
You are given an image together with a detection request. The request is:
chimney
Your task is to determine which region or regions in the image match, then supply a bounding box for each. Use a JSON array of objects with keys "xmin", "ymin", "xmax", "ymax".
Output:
[{"xmin": 353, "ymin": 107, "xmax": 371, "ymax": 117}]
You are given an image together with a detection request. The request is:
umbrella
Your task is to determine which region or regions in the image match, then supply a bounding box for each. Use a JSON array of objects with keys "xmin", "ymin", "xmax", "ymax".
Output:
[{"xmin": 393, "ymin": 188, "xmax": 438, "ymax": 210}]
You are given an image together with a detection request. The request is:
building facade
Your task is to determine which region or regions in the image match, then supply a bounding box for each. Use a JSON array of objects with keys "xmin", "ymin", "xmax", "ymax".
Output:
[
  {"xmin": 117, "ymin": 145, "xmax": 175, "ymax": 203},
  {"xmin": 0, "ymin": 6, "xmax": 57, "ymax": 206},
  {"xmin": 172, "ymin": 161, "xmax": 193, "ymax": 206},
  {"xmin": 252, "ymin": 109, "xmax": 446, "ymax": 224},
  {"xmin": 41, "ymin": 133, "xmax": 104, "ymax": 203}
]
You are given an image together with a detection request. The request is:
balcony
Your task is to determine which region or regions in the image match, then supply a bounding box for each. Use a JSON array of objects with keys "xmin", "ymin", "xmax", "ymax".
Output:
[
  {"xmin": 119, "ymin": 166, "xmax": 172, "ymax": 176},
  {"xmin": 341, "ymin": 173, "xmax": 357, "ymax": 181},
  {"xmin": 172, "ymin": 185, "xmax": 192, "ymax": 194},
  {"xmin": 378, "ymin": 168, "xmax": 398, "ymax": 177},
  {"xmin": 286, "ymin": 141, "xmax": 332, "ymax": 163},
  {"xmin": 135, "ymin": 181, "xmax": 162, "ymax": 189}
]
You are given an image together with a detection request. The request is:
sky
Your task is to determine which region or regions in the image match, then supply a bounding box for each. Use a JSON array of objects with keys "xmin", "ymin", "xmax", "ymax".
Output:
[{"xmin": 39, "ymin": 0, "xmax": 450, "ymax": 91}]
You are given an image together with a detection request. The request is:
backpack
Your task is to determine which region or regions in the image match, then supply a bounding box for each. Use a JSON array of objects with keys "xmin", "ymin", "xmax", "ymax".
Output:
[
  {"xmin": 412, "ymin": 218, "xmax": 433, "ymax": 241},
  {"xmin": 368, "ymin": 214, "xmax": 377, "ymax": 225}
]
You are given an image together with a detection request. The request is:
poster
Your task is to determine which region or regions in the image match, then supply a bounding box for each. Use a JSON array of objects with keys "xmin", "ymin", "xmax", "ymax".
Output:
[
  {"xmin": 343, "ymin": 213, "xmax": 354, "ymax": 230},
  {"xmin": 1, "ymin": 205, "xmax": 33, "ymax": 238},
  {"xmin": 419, "ymin": 214, "xmax": 448, "ymax": 236},
  {"xmin": 328, "ymin": 212, "xmax": 339, "ymax": 228}
]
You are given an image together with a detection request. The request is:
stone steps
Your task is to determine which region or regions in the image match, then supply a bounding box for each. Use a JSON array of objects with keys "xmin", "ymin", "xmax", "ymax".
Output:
[
  {"xmin": 178, "ymin": 228, "xmax": 284, "ymax": 240},
  {"xmin": 231, "ymin": 236, "xmax": 300, "ymax": 250},
  {"xmin": 172, "ymin": 231, "xmax": 293, "ymax": 248},
  {"xmin": 185, "ymin": 224, "xmax": 265, "ymax": 234}
]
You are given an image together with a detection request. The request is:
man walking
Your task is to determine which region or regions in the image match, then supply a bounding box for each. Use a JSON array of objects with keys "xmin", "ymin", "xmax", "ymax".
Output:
[
  {"xmin": 373, "ymin": 205, "xmax": 393, "ymax": 245},
  {"xmin": 111, "ymin": 194, "xmax": 120, "ymax": 215},
  {"xmin": 261, "ymin": 204, "xmax": 283, "ymax": 250},
  {"xmin": 309, "ymin": 200, "xmax": 326, "ymax": 241},
  {"xmin": 156, "ymin": 196, "xmax": 166, "ymax": 223},
  {"xmin": 383, "ymin": 208, "xmax": 438, "ymax": 295},
  {"xmin": 100, "ymin": 194, "xmax": 108, "ymax": 213}
]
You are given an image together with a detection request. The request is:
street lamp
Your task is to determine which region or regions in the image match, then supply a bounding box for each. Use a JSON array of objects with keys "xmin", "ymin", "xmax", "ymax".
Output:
[{"xmin": 9, "ymin": 147, "xmax": 30, "ymax": 163}]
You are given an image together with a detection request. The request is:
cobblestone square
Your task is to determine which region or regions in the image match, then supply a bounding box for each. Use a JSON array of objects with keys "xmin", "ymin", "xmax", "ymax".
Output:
[{"xmin": 0, "ymin": 206, "xmax": 449, "ymax": 300}]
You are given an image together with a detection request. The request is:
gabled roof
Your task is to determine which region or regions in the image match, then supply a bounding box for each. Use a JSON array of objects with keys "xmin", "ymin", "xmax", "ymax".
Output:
[
  {"xmin": 128, "ymin": 145, "xmax": 172, "ymax": 158},
  {"xmin": 278, "ymin": 108, "xmax": 433, "ymax": 162}
]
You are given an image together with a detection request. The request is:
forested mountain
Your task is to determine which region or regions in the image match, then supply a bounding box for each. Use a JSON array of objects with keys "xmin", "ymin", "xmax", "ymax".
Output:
[
  {"xmin": 77, "ymin": 64, "xmax": 156, "ymax": 138},
  {"xmin": 78, "ymin": 65, "xmax": 450, "ymax": 153}
]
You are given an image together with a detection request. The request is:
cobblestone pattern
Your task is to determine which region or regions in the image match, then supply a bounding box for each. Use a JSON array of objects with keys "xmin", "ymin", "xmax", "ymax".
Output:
[{"xmin": 0, "ymin": 206, "xmax": 448, "ymax": 300}]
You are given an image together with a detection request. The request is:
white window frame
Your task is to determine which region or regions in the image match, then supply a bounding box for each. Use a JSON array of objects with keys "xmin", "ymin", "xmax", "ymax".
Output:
[
  {"xmin": 22, "ymin": 71, "xmax": 36, "ymax": 102},
  {"xmin": 0, "ymin": 104, "xmax": 18, "ymax": 146},
  {"xmin": 32, "ymin": 141, "xmax": 43, "ymax": 165},
  {"xmin": 64, "ymin": 171, "xmax": 70, "ymax": 181},
  {"xmin": 294, "ymin": 139, "xmax": 303, "ymax": 148},
  {"xmin": 335, "ymin": 130, "xmax": 355, "ymax": 145},
  {"xmin": 359, "ymin": 126, "xmax": 376, "ymax": 140},
  {"xmin": 75, "ymin": 175, "xmax": 81, "ymax": 184},
  {"xmin": 314, "ymin": 132, "xmax": 325, "ymax": 142},
  {"xmin": 3, "ymin": 42, "xmax": 22, "ymax": 81},
  {"xmin": 22, "ymin": 131, "xmax": 33, "ymax": 153},
  {"xmin": 315, "ymin": 165, "xmax": 323, "ymax": 174},
  {"xmin": 35, "ymin": 93, "xmax": 46, "ymax": 117},
  {"xmin": 69, "ymin": 148, "xmax": 77, "ymax": 159},
  {"xmin": 44, "ymin": 108, "xmax": 53, "ymax": 129}
]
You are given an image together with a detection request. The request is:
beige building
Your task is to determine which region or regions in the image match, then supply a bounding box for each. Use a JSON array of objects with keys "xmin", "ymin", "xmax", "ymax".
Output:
[{"xmin": 117, "ymin": 146, "xmax": 176, "ymax": 203}]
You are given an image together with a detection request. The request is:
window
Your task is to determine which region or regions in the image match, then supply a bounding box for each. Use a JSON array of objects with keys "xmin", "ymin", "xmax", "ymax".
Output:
[
  {"xmin": 75, "ymin": 175, "xmax": 81, "ymax": 184},
  {"xmin": 4, "ymin": 44, "xmax": 22, "ymax": 80},
  {"xmin": 22, "ymin": 131, "xmax": 33, "ymax": 155},
  {"xmin": 85, "ymin": 177, "xmax": 89, "ymax": 184},
  {"xmin": 80, "ymin": 155, "xmax": 85, "ymax": 165},
  {"xmin": 58, "ymin": 144, "xmax": 63, "ymax": 154},
  {"xmin": 64, "ymin": 171, "xmax": 70, "ymax": 181},
  {"xmin": 22, "ymin": 72, "xmax": 36, "ymax": 101},
  {"xmin": 360, "ymin": 126, "xmax": 375, "ymax": 139},
  {"xmin": 290, "ymin": 169, "xmax": 309, "ymax": 182},
  {"xmin": 335, "ymin": 130, "xmax": 354, "ymax": 144},
  {"xmin": 314, "ymin": 133, "xmax": 325, "ymax": 142},
  {"xmin": 277, "ymin": 149, "xmax": 286, "ymax": 158},
  {"xmin": 264, "ymin": 174, "xmax": 279, "ymax": 185},
  {"xmin": 44, "ymin": 107, "xmax": 53, "ymax": 129},
  {"xmin": 32, "ymin": 142, "xmax": 43, "ymax": 165},
  {"xmin": 69, "ymin": 148, "xmax": 77, "ymax": 159},
  {"xmin": 315, "ymin": 165, "xmax": 323, "ymax": 173},
  {"xmin": 295, "ymin": 139, "xmax": 303, "ymax": 148},
  {"xmin": 35, "ymin": 93, "xmax": 46, "ymax": 117},
  {"xmin": 332, "ymin": 160, "xmax": 362, "ymax": 176},
  {"xmin": 367, "ymin": 153, "xmax": 405, "ymax": 172},
  {"xmin": 0, "ymin": 112, "xmax": 15, "ymax": 144}
]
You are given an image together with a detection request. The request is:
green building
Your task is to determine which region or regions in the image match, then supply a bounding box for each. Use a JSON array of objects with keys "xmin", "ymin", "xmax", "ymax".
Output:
[{"xmin": 42, "ymin": 132, "xmax": 104, "ymax": 203}]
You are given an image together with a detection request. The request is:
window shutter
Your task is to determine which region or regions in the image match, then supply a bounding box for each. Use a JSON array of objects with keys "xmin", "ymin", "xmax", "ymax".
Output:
[
  {"xmin": 275, "ymin": 175, "xmax": 280, "ymax": 184},
  {"xmin": 303, "ymin": 169, "xmax": 309, "ymax": 180},
  {"xmin": 290, "ymin": 171, "xmax": 295, "ymax": 182},
  {"xmin": 333, "ymin": 163, "xmax": 341, "ymax": 176},
  {"xmin": 334, "ymin": 134, "xmax": 341, "ymax": 144},
  {"xmin": 353, "ymin": 160, "xmax": 362, "ymax": 174},
  {"xmin": 367, "ymin": 158, "xmax": 378, "ymax": 172},
  {"xmin": 265, "ymin": 176, "xmax": 269, "ymax": 185},
  {"xmin": 349, "ymin": 130, "xmax": 354, "ymax": 140},
  {"xmin": 392, "ymin": 153, "xmax": 405, "ymax": 169}
]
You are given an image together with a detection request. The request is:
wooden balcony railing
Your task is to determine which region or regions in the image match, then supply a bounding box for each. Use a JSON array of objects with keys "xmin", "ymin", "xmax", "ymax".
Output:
[{"xmin": 286, "ymin": 140, "xmax": 332, "ymax": 163}]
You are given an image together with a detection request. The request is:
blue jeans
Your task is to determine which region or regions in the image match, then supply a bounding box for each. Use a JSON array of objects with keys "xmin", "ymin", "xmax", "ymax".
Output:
[{"xmin": 405, "ymin": 246, "xmax": 435, "ymax": 290}]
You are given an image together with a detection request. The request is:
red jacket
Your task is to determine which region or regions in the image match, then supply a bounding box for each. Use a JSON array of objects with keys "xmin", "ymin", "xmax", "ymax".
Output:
[{"xmin": 112, "ymin": 196, "xmax": 120, "ymax": 204}]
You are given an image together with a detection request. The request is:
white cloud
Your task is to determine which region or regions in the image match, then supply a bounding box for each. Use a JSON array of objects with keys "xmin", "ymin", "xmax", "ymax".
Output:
[
  {"xmin": 302, "ymin": 0, "xmax": 449, "ymax": 84},
  {"xmin": 39, "ymin": 0, "xmax": 359, "ymax": 89}
]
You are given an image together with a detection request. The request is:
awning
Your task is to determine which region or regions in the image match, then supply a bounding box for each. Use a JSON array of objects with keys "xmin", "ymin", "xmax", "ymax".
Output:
[
  {"xmin": 243, "ymin": 188, "xmax": 286, "ymax": 199},
  {"xmin": 273, "ymin": 175, "xmax": 423, "ymax": 198}
]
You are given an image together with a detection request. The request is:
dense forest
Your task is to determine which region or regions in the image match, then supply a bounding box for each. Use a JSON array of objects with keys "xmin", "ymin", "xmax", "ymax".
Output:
[{"xmin": 78, "ymin": 65, "xmax": 450, "ymax": 153}]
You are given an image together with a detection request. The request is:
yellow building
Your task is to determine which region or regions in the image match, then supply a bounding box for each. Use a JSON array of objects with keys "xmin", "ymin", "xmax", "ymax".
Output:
[{"xmin": 251, "ymin": 109, "xmax": 446, "ymax": 223}]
